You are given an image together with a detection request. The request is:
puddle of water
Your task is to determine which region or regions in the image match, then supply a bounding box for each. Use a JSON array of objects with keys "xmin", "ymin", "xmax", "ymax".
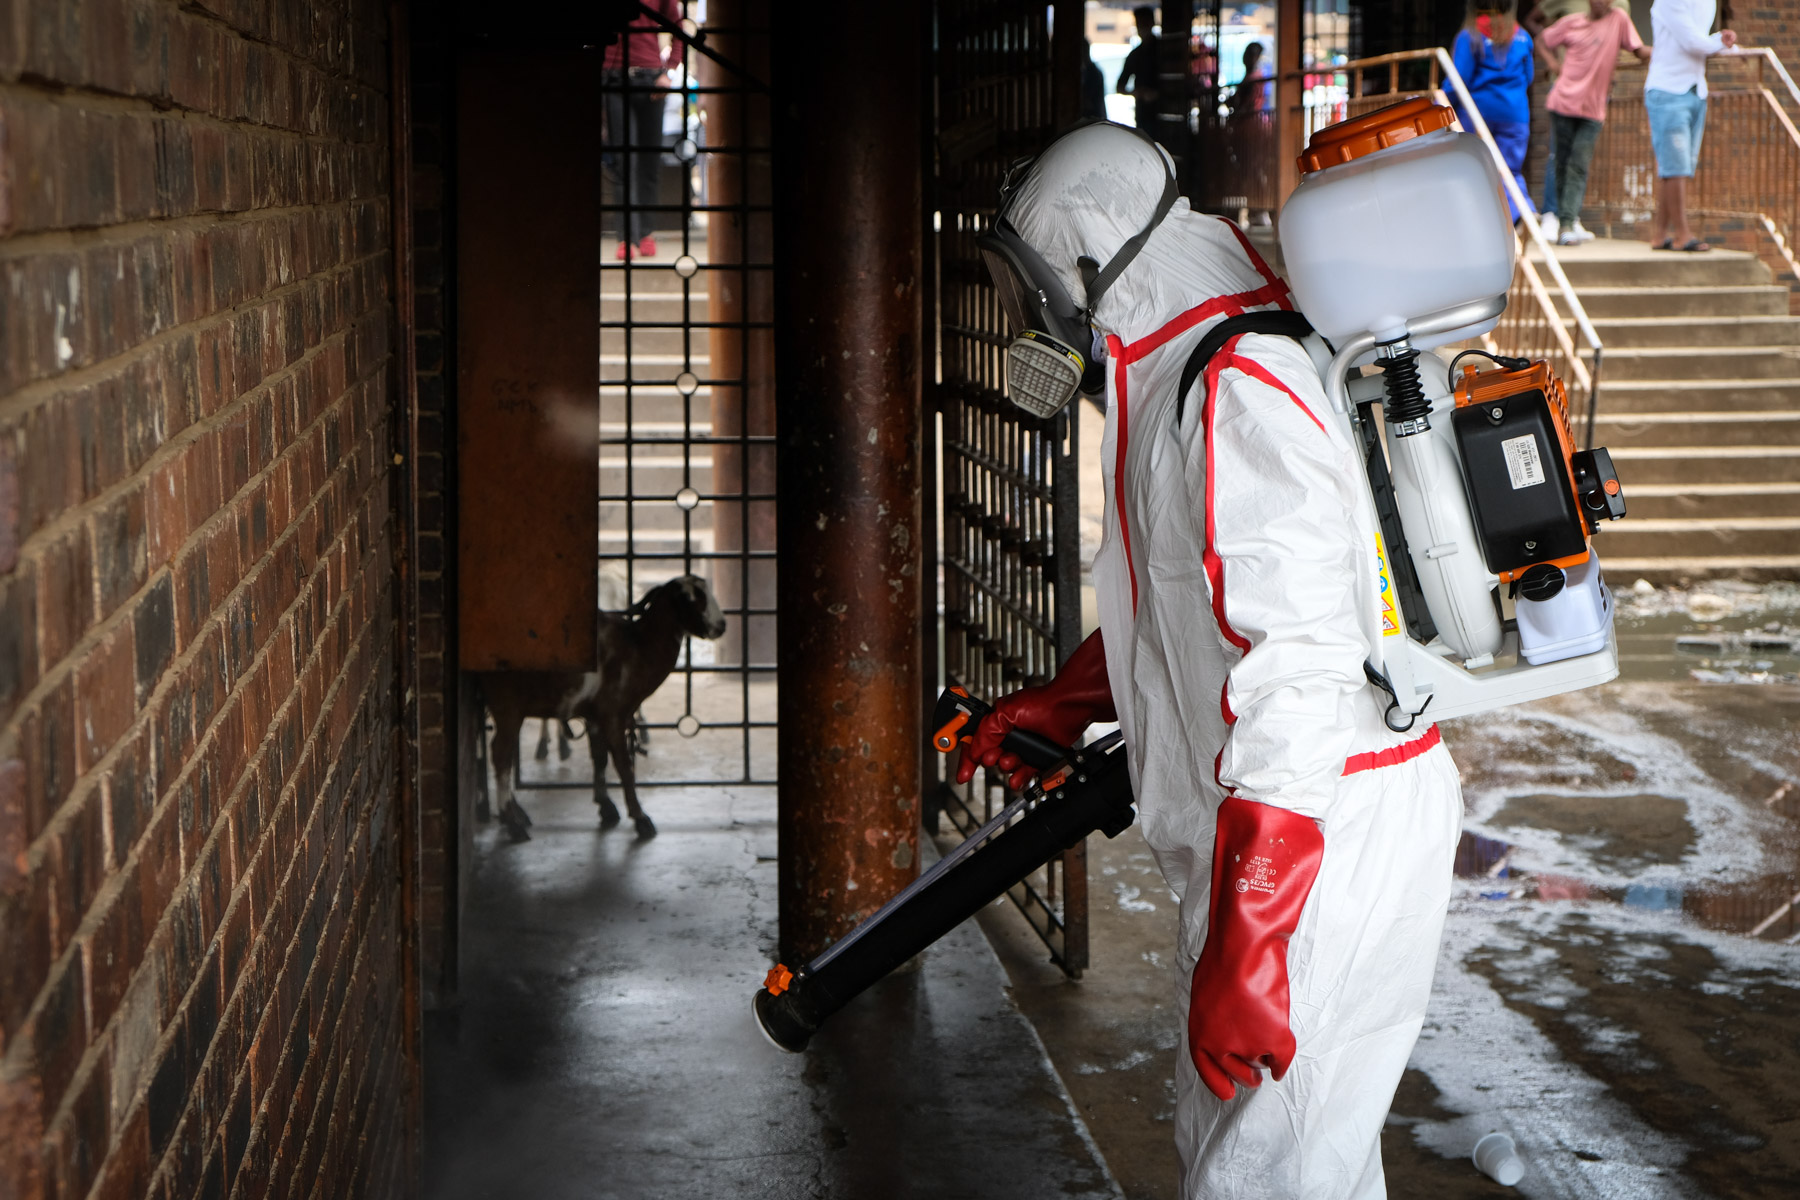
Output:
[{"xmin": 1611, "ymin": 580, "xmax": 1800, "ymax": 683}]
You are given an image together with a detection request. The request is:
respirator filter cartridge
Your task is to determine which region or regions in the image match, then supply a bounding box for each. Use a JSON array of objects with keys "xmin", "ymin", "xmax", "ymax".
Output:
[{"xmin": 1004, "ymin": 330, "xmax": 1087, "ymax": 419}]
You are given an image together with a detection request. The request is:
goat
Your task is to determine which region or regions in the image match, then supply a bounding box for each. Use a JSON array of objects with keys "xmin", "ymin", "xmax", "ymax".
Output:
[
  {"xmin": 531, "ymin": 565, "xmax": 642, "ymax": 763},
  {"xmin": 479, "ymin": 575, "xmax": 728, "ymax": 842}
]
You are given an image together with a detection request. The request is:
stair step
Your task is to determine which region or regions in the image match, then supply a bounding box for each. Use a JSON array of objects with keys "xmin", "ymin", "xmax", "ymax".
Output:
[
  {"xmin": 1553, "ymin": 285, "xmax": 1792, "ymax": 319},
  {"xmin": 1591, "ymin": 346, "xmax": 1800, "ymax": 381},
  {"xmin": 1622, "ymin": 483, "xmax": 1800, "ymax": 520},
  {"xmin": 1595, "ymin": 516, "xmax": 1800, "ymax": 557},
  {"xmin": 1599, "ymin": 555, "xmax": 1800, "ymax": 584},
  {"xmin": 1576, "ymin": 315, "xmax": 1800, "ymax": 348},
  {"xmin": 1543, "ymin": 250, "xmax": 1771, "ymax": 288},
  {"xmin": 1592, "ymin": 410, "xmax": 1800, "ymax": 447},
  {"xmin": 602, "ymin": 328, "xmax": 715, "ymax": 355},
  {"xmin": 1609, "ymin": 445, "xmax": 1800, "ymax": 483},
  {"xmin": 1594, "ymin": 378, "xmax": 1800, "ymax": 413},
  {"xmin": 600, "ymin": 290, "xmax": 712, "ymax": 305}
]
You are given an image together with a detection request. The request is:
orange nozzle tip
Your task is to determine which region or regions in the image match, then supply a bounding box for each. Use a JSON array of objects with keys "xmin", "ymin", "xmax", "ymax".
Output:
[{"xmin": 764, "ymin": 964, "xmax": 794, "ymax": 996}]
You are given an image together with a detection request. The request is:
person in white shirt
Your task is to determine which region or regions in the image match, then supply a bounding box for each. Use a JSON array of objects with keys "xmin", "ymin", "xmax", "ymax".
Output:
[{"xmin": 1644, "ymin": 0, "xmax": 1736, "ymax": 250}]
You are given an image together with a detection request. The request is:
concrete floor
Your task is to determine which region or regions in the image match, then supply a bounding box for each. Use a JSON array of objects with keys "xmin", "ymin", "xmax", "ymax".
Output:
[
  {"xmin": 427, "ymin": 581, "xmax": 1797, "ymax": 1199},
  {"xmin": 978, "ymin": 583, "xmax": 1800, "ymax": 1199},
  {"xmin": 424, "ymin": 768, "xmax": 1120, "ymax": 1200}
]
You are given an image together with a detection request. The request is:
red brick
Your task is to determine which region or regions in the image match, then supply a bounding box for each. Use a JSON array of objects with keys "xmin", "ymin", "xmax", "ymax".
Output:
[
  {"xmin": 90, "ymin": 1101, "xmax": 151, "ymax": 1200},
  {"xmin": 180, "ymin": 432, "xmax": 223, "ymax": 535},
  {"xmin": 33, "ymin": 527, "xmax": 91, "ymax": 675},
  {"xmin": 0, "ymin": 559, "xmax": 38, "ymax": 729},
  {"xmin": 0, "ymin": 437, "xmax": 17, "ymax": 575},
  {"xmin": 102, "ymin": 726, "xmax": 151, "ymax": 868},
  {"xmin": 0, "ymin": 758, "xmax": 24, "ymax": 897},
  {"xmin": 82, "ymin": 864, "xmax": 144, "ymax": 1042},
  {"xmin": 194, "ymin": 323, "xmax": 234, "ymax": 417},
  {"xmin": 86, "ymin": 481, "xmax": 147, "ymax": 624},
  {"xmin": 74, "ymin": 621, "xmax": 135, "ymax": 773},
  {"xmin": 21, "ymin": 677, "xmax": 76, "ymax": 841},
  {"xmin": 144, "ymin": 453, "xmax": 186, "ymax": 573},
  {"xmin": 0, "ymin": 1069, "xmax": 45, "ymax": 1200}
]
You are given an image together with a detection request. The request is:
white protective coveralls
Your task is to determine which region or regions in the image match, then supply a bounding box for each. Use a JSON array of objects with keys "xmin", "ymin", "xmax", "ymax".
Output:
[{"xmin": 1003, "ymin": 133, "xmax": 1465, "ymax": 1197}]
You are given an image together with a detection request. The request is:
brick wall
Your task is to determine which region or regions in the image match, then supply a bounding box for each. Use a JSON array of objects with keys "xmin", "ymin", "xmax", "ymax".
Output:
[
  {"xmin": 1735, "ymin": 5, "xmax": 1800, "ymax": 89},
  {"xmin": 0, "ymin": 3, "xmax": 410, "ymax": 1199}
]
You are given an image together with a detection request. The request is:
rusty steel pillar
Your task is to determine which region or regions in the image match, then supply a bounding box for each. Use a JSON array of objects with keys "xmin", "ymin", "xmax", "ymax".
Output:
[{"xmin": 772, "ymin": 2, "xmax": 925, "ymax": 964}]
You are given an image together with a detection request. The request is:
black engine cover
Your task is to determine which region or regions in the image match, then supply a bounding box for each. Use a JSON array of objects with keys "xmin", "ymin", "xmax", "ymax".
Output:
[{"xmin": 1452, "ymin": 389, "xmax": 1587, "ymax": 575}]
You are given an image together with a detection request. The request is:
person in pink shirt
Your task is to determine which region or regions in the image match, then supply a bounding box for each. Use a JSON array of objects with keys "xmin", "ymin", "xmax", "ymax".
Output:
[
  {"xmin": 1539, "ymin": 0, "xmax": 1651, "ymax": 244},
  {"xmin": 604, "ymin": 0, "xmax": 683, "ymax": 259}
]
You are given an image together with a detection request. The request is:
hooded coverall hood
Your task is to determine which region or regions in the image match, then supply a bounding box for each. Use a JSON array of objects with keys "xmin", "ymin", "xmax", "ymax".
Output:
[{"xmin": 1000, "ymin": 123, "xmax": 1275, "ymax": 346}]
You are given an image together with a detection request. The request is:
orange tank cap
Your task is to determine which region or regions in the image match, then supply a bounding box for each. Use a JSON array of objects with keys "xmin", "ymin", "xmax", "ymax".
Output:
[
  {"xmin": 1297, "ymin": 97, "xmax": 1457, "ymax": 175},
  {"xmin": 764, "ymin": 963, "xmax": 794, "ymax": 996}
]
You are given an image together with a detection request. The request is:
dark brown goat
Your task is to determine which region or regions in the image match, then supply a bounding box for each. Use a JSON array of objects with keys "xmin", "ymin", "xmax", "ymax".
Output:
[{"xmin": 478, "ymin": 575, "xmax": 727, "ymax": 841}]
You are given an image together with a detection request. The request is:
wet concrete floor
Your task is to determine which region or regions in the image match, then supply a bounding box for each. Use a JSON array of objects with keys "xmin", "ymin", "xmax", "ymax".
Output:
[
  {"xmin": 429, "ymin": 586, "xmax": 1797, "ymax": 1198},
  {"xmin": 980, "ymin": 672, "xmax": 1799, "ymax": 1199},
  {"xmin": 423, "ymin": 770, "xmax": 1120, "ymax": 1200}
]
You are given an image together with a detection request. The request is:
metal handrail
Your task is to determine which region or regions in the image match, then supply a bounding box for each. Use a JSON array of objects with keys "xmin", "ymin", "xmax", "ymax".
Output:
[
  {"xmin": 1730, "ymin": 45, "xmax": 1800, "ymax": 114},
  {"xmin": 1429, "ymin": 48, "xmax": 1605, "ymax": 441}
]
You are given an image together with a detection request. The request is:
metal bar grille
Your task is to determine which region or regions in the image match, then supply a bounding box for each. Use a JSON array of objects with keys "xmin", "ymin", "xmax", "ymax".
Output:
[
  {"xmin": 931, "ymin": 0, "xmax": 1088, "ymax": 975},
  {"xmin": 558, "ymin": 3, "xmax": 776, "ymax": 789}
]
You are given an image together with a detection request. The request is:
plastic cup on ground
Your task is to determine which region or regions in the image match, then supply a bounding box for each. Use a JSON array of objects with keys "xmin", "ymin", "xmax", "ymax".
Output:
[{"xmin": 1472, "ymin": 1132, "xmax": 1525, "ymax": 1186}]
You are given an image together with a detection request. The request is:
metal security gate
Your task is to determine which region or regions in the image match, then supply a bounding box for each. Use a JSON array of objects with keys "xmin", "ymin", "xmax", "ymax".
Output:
[
  {"xmin": 594, "ymin": 4, "xmax": 775, "ymax": 786},
  {"xmin": 929, "ymin": 1, "xmax": 1089, "ymax": 974}
]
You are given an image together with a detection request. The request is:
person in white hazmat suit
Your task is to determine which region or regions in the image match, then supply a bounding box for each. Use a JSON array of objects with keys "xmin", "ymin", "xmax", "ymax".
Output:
[{"xmin": 957, "ymin": 121, "xmax": 1466, "ymax": 1198}]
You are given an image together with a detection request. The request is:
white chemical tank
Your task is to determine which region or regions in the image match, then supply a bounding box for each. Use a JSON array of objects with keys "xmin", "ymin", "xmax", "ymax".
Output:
[{"xmin": 1279, "ymin": 98, "xmax": 1515, "ymax": 349}]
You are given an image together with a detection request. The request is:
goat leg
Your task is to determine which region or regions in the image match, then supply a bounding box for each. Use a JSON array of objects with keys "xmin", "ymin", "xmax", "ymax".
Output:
[
  {"xmin": 534, "ymin": 719, "xmax": 551, "ymax": 761},
  {"xmin": 558, "ymin": 719, "xmax": 574, "ymax": 761},
  {"xmin": 589, "ymin": 720, "xmax": 622, "ymax": 828},
  {"xmin": 606, "ymin": 723, "xmax": 655, "ymax": 839},
  {"xmin": 489, "ymin": 717, "xmax": 532, "ymax": 842}
]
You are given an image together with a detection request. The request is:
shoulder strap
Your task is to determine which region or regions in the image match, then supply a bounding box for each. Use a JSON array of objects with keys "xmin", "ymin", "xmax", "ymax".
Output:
[{"xmin": 1174, "ymin": 309, "xmax": 1315, "ymax": 425}]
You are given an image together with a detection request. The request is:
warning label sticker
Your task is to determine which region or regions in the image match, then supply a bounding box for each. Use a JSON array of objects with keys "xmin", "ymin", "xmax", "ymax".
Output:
[
  {"xmin": 1374, "ymin": 530, "xmax": 1401, "ymax": 636},
  {"xmin": 1502, "ymin": 433, "xmax": 1546, "ymax": 490}
]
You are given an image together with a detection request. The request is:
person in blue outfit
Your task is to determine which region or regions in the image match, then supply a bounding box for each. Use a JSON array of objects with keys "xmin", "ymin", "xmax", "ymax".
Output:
[{"xmin": 1452, "ymin": 0, "xmax": 1538, "ymax": 222}]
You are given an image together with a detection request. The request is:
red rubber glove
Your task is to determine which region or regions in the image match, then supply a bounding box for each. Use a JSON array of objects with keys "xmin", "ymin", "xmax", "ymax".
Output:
[
  {"xmin": 954, "ymin": 630, "xmax": 1117, "ymax": 790},
  {"xmin": 1187, "ymin": 795, "xmax": 1324, "ymax": 1101}
]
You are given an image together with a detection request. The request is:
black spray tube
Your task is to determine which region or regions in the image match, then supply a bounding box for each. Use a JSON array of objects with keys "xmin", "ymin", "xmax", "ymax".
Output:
[{"xmin": 753, "ymin": 697, "xmax": 1135, "ymax": 1053}]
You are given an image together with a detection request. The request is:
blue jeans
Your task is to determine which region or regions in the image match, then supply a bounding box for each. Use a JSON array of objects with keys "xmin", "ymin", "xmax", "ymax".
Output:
[{"xmin": 1646, "ymin": 86, "xmax": 1707, "ymax": 178}]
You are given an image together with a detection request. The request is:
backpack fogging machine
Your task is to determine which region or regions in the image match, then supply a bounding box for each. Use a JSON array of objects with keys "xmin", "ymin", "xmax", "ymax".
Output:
[{"xmin": 752, "ymin": 688, "xmax": 1136, "ymax": 1053}]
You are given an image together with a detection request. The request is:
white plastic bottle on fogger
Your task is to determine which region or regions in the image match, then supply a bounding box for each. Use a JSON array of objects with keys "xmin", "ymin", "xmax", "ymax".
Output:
[{"xmin": 1277, "ymin": 98, "xmax": 1628, "ymax": 723}]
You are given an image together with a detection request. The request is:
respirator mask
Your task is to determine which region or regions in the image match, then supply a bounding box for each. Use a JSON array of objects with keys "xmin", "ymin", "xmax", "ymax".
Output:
[{"xmin": 976, "ymin": 124, "xmax": 1179, "ymax": 419}]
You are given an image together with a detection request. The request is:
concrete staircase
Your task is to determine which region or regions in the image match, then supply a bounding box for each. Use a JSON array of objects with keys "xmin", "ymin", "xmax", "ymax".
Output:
[{"xmin": 1546, "ymin": 240, "xmax": 1800, "ymax": 582}]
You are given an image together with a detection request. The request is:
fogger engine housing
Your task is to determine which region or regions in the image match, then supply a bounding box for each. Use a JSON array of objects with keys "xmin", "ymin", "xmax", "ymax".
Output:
[
  {"xmin": 1280, "ymin": 98, "xmax": 1628, "ymax": 723},
  {"xmin": 1451, "ymin": 360, "xmax": 1623, "ymax": 585}
]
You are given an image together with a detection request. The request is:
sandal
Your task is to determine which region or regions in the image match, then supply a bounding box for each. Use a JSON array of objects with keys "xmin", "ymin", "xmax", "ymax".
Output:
[
  {"xmin": 1677, "ymin": 239, "xmax": 1712, "ymax": 252},
  {"xmin": 1653, "ymin": 238, "xmax": 1675, "ymax": 250}
]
